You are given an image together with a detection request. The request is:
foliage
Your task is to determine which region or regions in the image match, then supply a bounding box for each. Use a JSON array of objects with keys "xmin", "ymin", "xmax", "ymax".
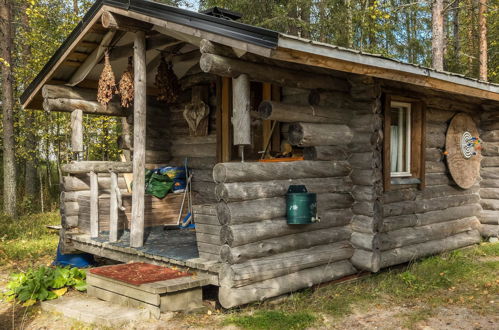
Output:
[
  {"xmin": 224, "ymin": 310, "xmax": 316, "ymax": 330},
  {"xmin": 0, "ymin": 212, "xmax": 59, "ymax": 265},
  {"xmin": 3, "ymin": 266, "xmax": 86, "ymax": 306}
]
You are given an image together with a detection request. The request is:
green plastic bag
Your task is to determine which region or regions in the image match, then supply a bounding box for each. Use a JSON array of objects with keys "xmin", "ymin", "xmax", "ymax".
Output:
[{"xmin": 145, "ymin": 170, "xmax": 174, "ymax": 199}]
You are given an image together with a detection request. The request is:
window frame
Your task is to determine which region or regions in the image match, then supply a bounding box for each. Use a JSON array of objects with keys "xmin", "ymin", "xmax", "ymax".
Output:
[
  {"xmin": 383, "ymin": 94, "xmax": 426, "ymax": 191},
  {"xmin": 390, "ymin": 101, "xmax": 412, "ymax": 178}
]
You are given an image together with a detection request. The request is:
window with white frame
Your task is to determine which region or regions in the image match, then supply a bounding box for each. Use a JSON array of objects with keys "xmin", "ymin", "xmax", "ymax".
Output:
[{"xmin": 390, "ymin": 102, "xmax": 412, "ymax": 177}]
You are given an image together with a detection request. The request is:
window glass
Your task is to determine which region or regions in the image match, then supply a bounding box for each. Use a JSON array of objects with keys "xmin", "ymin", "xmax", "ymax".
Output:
[{"xmin": 390, "ymin": 102, "xmax": 411, "ymax": 177}]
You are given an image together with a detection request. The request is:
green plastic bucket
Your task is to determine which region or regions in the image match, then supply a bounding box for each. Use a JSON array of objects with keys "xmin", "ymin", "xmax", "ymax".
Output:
[{"xmin": 286, "ymin": 185, "xmax": 318, "ymax": 225}]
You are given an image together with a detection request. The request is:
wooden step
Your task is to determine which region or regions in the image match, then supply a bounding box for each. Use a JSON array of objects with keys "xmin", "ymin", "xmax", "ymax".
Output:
[{"xmin": 86, "ymin": 266, "xmax": 211, "ymax": 316}]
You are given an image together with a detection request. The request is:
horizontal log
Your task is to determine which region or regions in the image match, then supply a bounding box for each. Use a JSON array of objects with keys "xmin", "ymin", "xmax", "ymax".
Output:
[
  {"xmin": 170, "ymin": 143, "xmax": 216, "ymax": 158},
  {"xmin": 145, "ymin": 150, "xmax": 172, "ymax": 163},
  {"xmin": 353, "ymin": 201, "xmax": 382, "ymax": 217},
  {"xmin": 193, "ymin": 214, "xmax": 219, "ymax": 225},
  {"xmin": 383, "ymin": 188, "xmax": 416, "ymax": 204},
  {"xmin": 308, "ymin": 90, "xmax": 350, "ymax": 107},
  {"xmin": 481, "ymin": 142, "xmax": 499, "ymax": 156},
  {"xmin": 219, "ymin": 241, "xmax": 353, "ymax": 288},
  {"xmin": 349, "ymin": 114, "xmax": 382, "ymax": 131},
  {"xmin": 303, "ymin": 146, "xmax": 348, "ymax": 161},
  {"xmin": 213, "ymin": 160, "xmax": 351, "ymax": 183},
  {"xmin": 200, "ymin": 53, "xmax": 349, "ymax": 92},
  {"xmin": 426, "ymin": 133, "xmax": 446, "ymax": 148},
  {"xmin": 350, "ymin": 169, "xmax": 382, "ymax": 186},
  {"xmin": 256, "ymin": 101, "xmax": 352, "ymax": 124},
  {"xmin": 171, "ymin": 134, "xmax": 216, "ymax": 145},
  {"xmin": 195, "ymin": 224, "xmax": 220, "ymax": 237},
  {"xmin": 351, "ymin": 215, "xmax": 377, "ymax": 233},
  {"xmin": 425, "ymin": 148, "xmax": 444, "ymax": 162},
  {"xmin": 191, "ymin": 169, "xmax": 214, "ymax": 182},
  {"xmin": 426, "ymin": 121, "xmax": 447, "ymax": 134},
  {"xmin": 196, "ymin": 242, "xmax": 221, "ymax": 256},
  {"xmin": 195, "ymin": 232, "xmax": 221, "ymax": 245},
  {"xmin": 43, "ymin": 98, "xmax": 129, "ymax": 116},
  {"xmin": 216, "ymin": 177, "xmax": 352, "ymax": 202},
  {"xmin": 416, "ymin": 204, "xmax": 482, "ymax": 227},
  {"xmin": 349, "ymin": 151, "xmax": 382, "ymax": 170},
  {"xmin": 42, "ymin": 84, "xmax": 96, "ymax": 100},
  {"xmin": 481, "ymin": 199, "xmax": 499, "ymax": 211},
  {"xmin": 220, "ymin": 226, "xmax": 352, "ymax": 264},
  {"xmin": 425, "ymin": 173, "xmax": 452, "ymax": 186},
  {"xmin": 192, "ymin": 204, "xmax": 217, "ymax": 216},
  {"xmin": 481, "ymin": 157, "xmax": 499, "ymax": 167},
  {"xmin": 479, "ymin": 210, "xmax": 499, "ymax": 225},
  {"xmin": 221, "ymin": 209, "xmax": 352, "ymax": 247},
  {"xmin": 61, "ymin": 161, "xmax": 132, "ymax": 174},
  {"xmin": 62, "ymin": 175, "xmax": 127, "ymax": 191},
  {"xmin": 350, "ymin": 232, "xmax": 379, "ymax": 250},
  {"xmin": 480, "ymin": 130, "xmax": 499, "ymax": 142},
  {"xmin": 180, "ymin": 72, "xmax": 217, "ymax": 90},
  {"xmin": 169, "ymin": 157, "xmax": 216, "ymax": 170},
  {"xmin": 217, "ymin": 193, "xmax": 353, "ymax": 225},
  {"xmin": 380, "ymin": 230, "xmax": 481, "ymax": 268},
  {"xmin": 281, "ymin": 92, "xmax": 312, "ymax": 105},
  {"xmin": 351, "ymin": 249, "xmax": 380, "ymax": 272},
  {"xmin": 425, "ymin": 161, "xmax": 447, "ymax": 174},
  {"xmin": 218, "ymin": 260, "xmax": 356, "ymax": 308},
  {"xmin": 419, "ymin": 184, "xmax": 478, "ymax": 200},
  {"xmin": 426, "ymin": 108, "xmax": 455, "ymax": 122},
  {"xmin": 351, "ymin": 186, "xmax": 381, "ymax": 202},
  {"xmin": 379, "ymin": 216, "xmax": 480, "ymax": 251},
  {"xmin": 288, "ymin": 122, "xmax": 353, "ymax": 147},
  {"xmin": 480, "ymin": 224, "xmax": 499, "ymax": 237}
]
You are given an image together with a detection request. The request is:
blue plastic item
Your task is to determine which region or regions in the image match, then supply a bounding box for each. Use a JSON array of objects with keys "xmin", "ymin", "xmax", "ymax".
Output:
[
  {"xmin": 53, "ymin": 241, "xmax": 94, "ymax": 268},
  {"xmin": 179, "ymin": 213, "xmax": 195, "ymax": 229}
]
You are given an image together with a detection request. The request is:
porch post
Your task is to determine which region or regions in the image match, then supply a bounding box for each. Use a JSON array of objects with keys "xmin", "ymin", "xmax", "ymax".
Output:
[
  {"xmin": 130, "ymin": 31, "xmax": 146, "ymax": 248},
  {"xmin": 232, "ymin": 74, "xmax": 251, "ymax": 160}
]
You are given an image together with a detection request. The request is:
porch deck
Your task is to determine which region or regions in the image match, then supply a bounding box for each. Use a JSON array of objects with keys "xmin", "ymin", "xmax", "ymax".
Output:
[{"xmin": 66, "ymin": 227, "xmax": 221, "ymax": 285}]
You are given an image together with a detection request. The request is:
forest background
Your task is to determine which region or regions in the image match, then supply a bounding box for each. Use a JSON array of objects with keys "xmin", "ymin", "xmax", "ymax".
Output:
[{"xmin": 0, "ymin": 0, "xmax": 496, "ymax": 217}]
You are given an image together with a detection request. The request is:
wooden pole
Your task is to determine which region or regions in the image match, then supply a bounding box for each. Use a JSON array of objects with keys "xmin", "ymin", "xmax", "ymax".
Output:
[
  {"xmin": 130, "ymin": 31, "xmax": 146, "ymax": 248},
  {"xmin": 109, "ymin": 171, "xmax": 118, "ymax": 242},
  {"xmin": 71, "ymin": 109, "xmax": 83, "ymax": 158},
  {"xmin": 232, "ymin": 73, "xmax": 251, "ymax": 146},
  {"xmin": 89, "ymin": 171, "xmax": 99, "ymax": 238}
]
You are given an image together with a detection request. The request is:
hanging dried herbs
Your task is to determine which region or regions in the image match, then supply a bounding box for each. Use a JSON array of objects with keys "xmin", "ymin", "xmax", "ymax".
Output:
[
  {"xmin": 119, "ymin": 56, "xmax": 134, "ymax": 108},
  {"xmin": 97, "ymin": 50, "xmax": 117, "ymax": 106},
  {"xmin": 155, "ymin": 54, "xmax": 179, "ymax": 104}
]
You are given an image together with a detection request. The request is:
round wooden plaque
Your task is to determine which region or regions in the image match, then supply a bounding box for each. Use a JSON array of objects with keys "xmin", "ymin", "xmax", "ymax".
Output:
[{"xmin": 445, "ymin": 113, "xmax": 481, "ymax": 189}]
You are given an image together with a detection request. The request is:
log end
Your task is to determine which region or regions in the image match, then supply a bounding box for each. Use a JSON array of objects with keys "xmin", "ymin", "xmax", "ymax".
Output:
[
  {"xmin": 199, "ymin": 53, "xmax": 213, "ymax": 74},
  {"xmin": 213, "ymin": 163, "xmax": 227, "ymax": 183},
  {"xmin": 288, "ymin": 123, "xmax": 304, "ymax": 146},
  {"xmin": 257, "ymin": 101, "xmax": 273, "ymax": 120},
  {"xmin": 220, "ymin": 244, "xmax": 232, "ymax": 263},
  {"xmin": 216, "ymin": 202, "xmax": 231, "ymax": 225},
  {"xmin": 220, "ymin": 225, "xmax": 234, "ymax": 246}
]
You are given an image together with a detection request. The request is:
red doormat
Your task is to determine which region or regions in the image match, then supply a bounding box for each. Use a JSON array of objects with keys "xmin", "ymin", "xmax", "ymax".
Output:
[{"xmin": 89, "ymin": 262, "xmax": 192, "ymax": 286}]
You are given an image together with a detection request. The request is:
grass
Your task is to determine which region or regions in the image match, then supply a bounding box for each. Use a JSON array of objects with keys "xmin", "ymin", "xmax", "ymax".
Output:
[
  {"xmin": 222, "ymin": 243, "xmax": 499, "ymax": 329},
  {"xmin": 0, "ymin": 212, "xmax": 60, "ymax": 268}
]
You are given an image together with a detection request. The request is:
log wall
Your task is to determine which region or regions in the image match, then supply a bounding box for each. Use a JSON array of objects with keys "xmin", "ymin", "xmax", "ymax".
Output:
[
  {"xmin": 479, "ymin": 109, "xmax": 499, "ymax": 238},
  {"xmin": 372, "ymin": 87, "xmax": 484, "ymax": 271},
  {"xmin": 216, "ymin": 84, "xmax": 357, "ymax": 308}
]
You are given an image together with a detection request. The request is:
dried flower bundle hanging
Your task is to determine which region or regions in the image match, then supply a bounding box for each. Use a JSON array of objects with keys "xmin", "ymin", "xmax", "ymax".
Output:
[
  {"xmin": 155, "ymin": 54, "xmax": 179, "ymax": 104},
  {"xmin": 97, "ymin": 50, "xmax": 117, "ymax": 106},
  {"xmin": 119, "ymin": 56, "xmax": 134, "ymax": 108}
]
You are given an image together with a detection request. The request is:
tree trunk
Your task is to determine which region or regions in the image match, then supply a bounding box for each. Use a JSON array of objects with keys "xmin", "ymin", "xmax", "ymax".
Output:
[
  {"xmin": 0, "ymin": 0, "xmax": 16, "ymax": 217},
  {"xmin": 432, "ymin": 0, "xmax": 445, "ymax": 70},
  {"xmin": 478, "ymin": 0, "xmax": 488, "ymax": 81}
]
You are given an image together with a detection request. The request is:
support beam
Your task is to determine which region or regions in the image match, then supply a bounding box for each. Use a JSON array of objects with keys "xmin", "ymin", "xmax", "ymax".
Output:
[
  {"xmin": 61, "ymin": 161, "xmax": 133, "ymax": 174},
  {"xmin": 200, "ymin": 53, "xmax": 349, "ymax": 91},
  {"xmin": 232, "ymin": 74, "xmax": 251, "ymax": 146},
  {"xmin": 130, "ymin": 31, "xmax": 147, "ymax": 248},
  {"xmin": 68, "ymin": 30, "xmax": 116, "ymax": 86},
  {"xmin": 71, "ymin": 110, "xmax": 83, "ymax": 155},
  {"xmin": 109, "ymin": 171, "xmax": 119, "ymax": 242},
  {"xmin": 101, "ymin": 11, "xmax": 153, "ymax": 32},
  {"xmin": 89, "ymin": 171, "xmax": 99, "ymax": 238},
  {"xmin": 43, "ymin": 98, "xmax": 129, "ymax": 116}
]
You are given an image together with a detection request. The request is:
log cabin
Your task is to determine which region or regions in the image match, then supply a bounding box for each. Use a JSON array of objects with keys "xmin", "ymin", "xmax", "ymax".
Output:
[{"xmin": 21, "ymin": 0, "xmax": 499, "ymax": 310}]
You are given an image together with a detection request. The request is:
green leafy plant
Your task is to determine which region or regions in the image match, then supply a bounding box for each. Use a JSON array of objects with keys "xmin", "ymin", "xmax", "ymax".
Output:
[{"xmin": 2, "ymin": 266, "xmax": 86, "ymax": 306}]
